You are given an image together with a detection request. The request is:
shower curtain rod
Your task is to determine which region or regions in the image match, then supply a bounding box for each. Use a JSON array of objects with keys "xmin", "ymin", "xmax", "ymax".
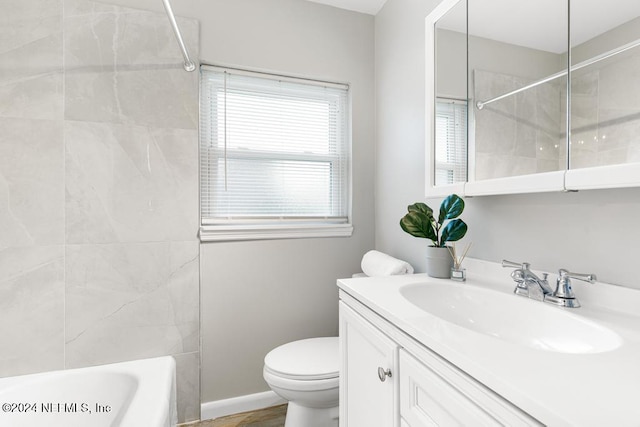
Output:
[
  {"xmin": 475, "ymin": 37, "xmax": 640, "ymax": 110},
  {"xmin": 161, "ymin": 0, "xmax": 196, "ymax": 72}
]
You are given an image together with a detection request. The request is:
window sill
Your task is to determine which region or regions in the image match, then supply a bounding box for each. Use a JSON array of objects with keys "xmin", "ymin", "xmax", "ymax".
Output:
[{"xmin": 199, "ymin": 223, "xmax": 354, "ymax": 242}]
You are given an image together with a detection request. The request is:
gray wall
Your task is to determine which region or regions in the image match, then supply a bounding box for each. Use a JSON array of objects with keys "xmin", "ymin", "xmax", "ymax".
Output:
[
  {"xmin": 375, "ymin": 0, "xmax": 640, "ymax": 289},
  {"xmin": 375, "ymin": 0, "xmax": 438, "ymax": 272},
  {"xmin": 105, "ymin": 0, "xmax": 376, "ymax": 403},
  {"xmin": 196, "ymin": 1, "xmax": 375, "ymax": 402}
]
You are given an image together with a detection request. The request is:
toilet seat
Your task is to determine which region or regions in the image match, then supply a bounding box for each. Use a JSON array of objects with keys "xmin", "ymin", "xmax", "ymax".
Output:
[
  {"xmin": 264, "ymin": 337, "xmax": 339, "ymax": 381},
  {"xmin": 263, "ymin": 369, "xmax": 339, "ymax": 393}
]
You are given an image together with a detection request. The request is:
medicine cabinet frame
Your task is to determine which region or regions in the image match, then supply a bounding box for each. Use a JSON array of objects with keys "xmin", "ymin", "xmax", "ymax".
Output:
[{"xmin": 425, "ymin": 0, "xmax": 640, "ymax": 197}]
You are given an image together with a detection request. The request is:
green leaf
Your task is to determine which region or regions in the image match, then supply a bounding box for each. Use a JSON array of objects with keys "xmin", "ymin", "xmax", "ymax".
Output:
[
  {"xmin": 407, "ymin": 202, "xmax": 433, "ymax": 218},
  {"xmin": 438, "ymin": 194, "xmax": 465, "ymax": 224},
  {"xmin": 440, "ymin": 219, "xmax": 468, "ymax": 244},
  {"xmin": 400, "ymin": 211, "xmax": 437, "ymax": 243}
]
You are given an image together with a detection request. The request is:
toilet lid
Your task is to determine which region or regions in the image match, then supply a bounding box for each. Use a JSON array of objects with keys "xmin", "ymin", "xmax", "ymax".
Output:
[{"xmin": 264, "ymin": 337, "xmax": 339, "ymax": 381}]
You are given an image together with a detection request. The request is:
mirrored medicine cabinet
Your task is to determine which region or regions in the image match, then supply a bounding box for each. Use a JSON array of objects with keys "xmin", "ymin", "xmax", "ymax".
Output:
[{"xmin": 426, "ymin": 0, "xmax": 640, "ymax": 196}]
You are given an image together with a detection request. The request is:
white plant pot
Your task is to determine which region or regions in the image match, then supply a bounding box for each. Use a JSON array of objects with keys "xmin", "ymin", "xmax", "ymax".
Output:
[{"xmin": 426, "ymin": 246, "xmax": 453, "ymax": 278}]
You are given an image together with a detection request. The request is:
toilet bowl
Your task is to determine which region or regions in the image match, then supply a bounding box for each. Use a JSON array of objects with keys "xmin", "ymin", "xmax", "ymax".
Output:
[{"xmin": 263, "ymin": 337, "xmax": 339, "ymax": 427}]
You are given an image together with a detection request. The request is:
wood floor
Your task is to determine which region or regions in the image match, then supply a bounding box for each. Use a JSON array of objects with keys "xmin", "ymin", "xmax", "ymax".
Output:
[{"xmin": 180, "ymin": 404, "xmax": 287, "ymax": 427}]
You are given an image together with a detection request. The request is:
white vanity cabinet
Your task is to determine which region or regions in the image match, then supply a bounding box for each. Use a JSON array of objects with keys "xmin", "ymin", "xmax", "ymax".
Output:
[
  {"xmin": 339, "ymin": 293, "xmax": 542, "ymax": 427},
  {"xmin": 339, "ymin": 301, "xmax": 399, "ymax": 427}
]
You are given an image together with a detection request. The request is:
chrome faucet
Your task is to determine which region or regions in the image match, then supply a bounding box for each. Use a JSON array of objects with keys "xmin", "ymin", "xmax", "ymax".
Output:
[
  {"xmin": 502, "ymin": 260, "xmax": 553, "ymax": 301},
  {"xmin": 502, "ymin": 260, "xmax": 597, "ymax": 308}
]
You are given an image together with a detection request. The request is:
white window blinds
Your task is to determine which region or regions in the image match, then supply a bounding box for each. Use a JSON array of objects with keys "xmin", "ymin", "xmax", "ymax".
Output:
[
  {"xmin": 199, "ymin": 65, "xmax": 351, "ymax": 241},
  {"xmin": 435, "ymin": 98, "xmax": 467, "ymax": 186}
]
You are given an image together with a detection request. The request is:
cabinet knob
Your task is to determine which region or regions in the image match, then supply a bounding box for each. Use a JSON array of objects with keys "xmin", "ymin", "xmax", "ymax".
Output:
[{"xmin": 377, "ymin": 367, "xmax": 392, "ymax": 382}]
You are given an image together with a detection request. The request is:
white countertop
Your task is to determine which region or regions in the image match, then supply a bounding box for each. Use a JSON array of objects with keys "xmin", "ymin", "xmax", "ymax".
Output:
[{"xmin": 337, "ymin": 258, "xmax": 640, "ymax": 426}]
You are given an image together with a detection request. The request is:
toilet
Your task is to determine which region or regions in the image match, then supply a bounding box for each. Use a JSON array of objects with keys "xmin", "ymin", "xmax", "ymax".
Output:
[{"xmin": 263, "ymin": 337, "xmax": 339, "ymax": 427}]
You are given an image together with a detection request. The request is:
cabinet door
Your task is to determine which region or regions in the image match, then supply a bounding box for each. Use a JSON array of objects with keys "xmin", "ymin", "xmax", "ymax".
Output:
[
  {"xmin": 400, "ymin": 350, "xmax": 541, "ymax": 427},
  {"xmin": 339, "ymin": 302, "xmax": 399, "ymax": 427}
]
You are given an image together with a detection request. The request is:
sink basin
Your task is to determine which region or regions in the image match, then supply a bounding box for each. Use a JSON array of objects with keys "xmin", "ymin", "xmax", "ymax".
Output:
[{"xmin": 400, "ymin": 282, "xmax": 622, "ymax": 354}]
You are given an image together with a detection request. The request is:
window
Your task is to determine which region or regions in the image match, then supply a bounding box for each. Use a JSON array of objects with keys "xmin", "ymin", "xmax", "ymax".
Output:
[
  {"xmin": 435, "ymin": 98, "xmax": 467, "ymax": 185},
  {"xmin": 199, "ymin": 65, "xmax": 352, "ymax": 241}
]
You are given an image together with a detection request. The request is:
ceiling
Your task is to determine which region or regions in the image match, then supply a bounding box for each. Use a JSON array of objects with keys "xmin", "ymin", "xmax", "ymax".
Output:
[{"xmin": 305, "ymin": 0, "xmax": 388, "ymax": 15}]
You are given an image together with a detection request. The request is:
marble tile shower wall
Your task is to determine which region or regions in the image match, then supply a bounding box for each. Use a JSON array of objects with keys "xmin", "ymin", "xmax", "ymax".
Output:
[
  {"xmin": 0, "ymin": 0, "xmax": 200, "ymax": 422},
  {"xmin": 474, "ymin": 69, "xmax": 563, "ymax": 180}
]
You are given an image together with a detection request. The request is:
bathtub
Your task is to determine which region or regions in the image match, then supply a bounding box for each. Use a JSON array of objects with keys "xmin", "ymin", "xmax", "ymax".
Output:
[{"xmin": 0, "ymin": 356, "xmax": 176, "ymax": 427}]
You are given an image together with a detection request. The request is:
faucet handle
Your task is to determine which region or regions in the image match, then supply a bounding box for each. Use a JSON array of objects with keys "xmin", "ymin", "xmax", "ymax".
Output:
[
  {"xmin": 558, "ymin": 269, "xmax": 597, "ymax": 284},
  {"xmin": 546, "ymin": 268, "xmax": 597, "ymax": 308},
  {"xmin": 502, "ymin": 259, "xmax": 530, "ymax": 269}
]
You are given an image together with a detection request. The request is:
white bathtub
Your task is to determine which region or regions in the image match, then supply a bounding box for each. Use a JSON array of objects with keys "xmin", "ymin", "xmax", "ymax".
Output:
[{"xmin": 0, "ymin": 356, "xmax": 177, "ymax": 427}]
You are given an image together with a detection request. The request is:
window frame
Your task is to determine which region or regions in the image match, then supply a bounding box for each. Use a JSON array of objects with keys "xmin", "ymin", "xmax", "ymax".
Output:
[{"xmin": 198, "ymin": 64, "xmax": 353, "ymax": 242}]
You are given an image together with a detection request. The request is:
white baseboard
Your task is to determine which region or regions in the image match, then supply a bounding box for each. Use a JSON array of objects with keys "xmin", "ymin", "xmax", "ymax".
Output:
[{"xmin": 200, "ymin": 390, "xmax": 286, "ymax": 421}]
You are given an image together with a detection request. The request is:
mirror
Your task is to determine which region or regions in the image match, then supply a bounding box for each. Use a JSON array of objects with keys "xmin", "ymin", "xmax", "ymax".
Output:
[
  {"xmin": 431, "ymin": 0, "xmax": 569, "ymax": 192},
  {"xmin": 468, "ymin": 0, "xmax": 568, "ymax": 181},
  {"xmin": 434, "ymin": 1, "xmax": 467, "ymax": 187},
  {"xmin": 570, "ymin": 0, "xmax": 640, "ymax": 170},
  {"xmin": 428, "ymin": 0, "xmax": 640, "ymax": 195}
]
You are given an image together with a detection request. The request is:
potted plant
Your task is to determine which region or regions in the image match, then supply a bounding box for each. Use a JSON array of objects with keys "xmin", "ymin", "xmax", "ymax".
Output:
[{"xmin": 399, "ymin": 194, "xmax": 468, "ymax": 278}]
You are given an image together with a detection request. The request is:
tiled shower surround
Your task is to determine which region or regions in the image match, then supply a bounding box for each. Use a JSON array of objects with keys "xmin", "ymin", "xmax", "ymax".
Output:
[{"xmin": 0, "ymin": 0, "xmax": 200, "ymax": 422}]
